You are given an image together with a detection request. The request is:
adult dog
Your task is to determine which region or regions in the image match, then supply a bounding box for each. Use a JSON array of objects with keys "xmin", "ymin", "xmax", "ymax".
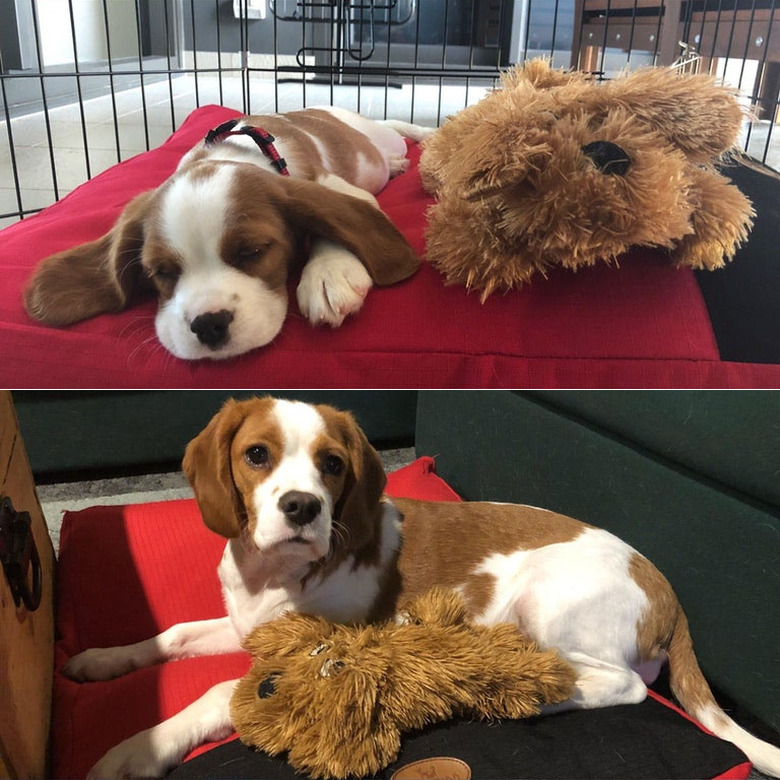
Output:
[
  {"xmin": 24, "ymin": 109, "xmax": 428, "ymax": 360},
  {"xmin": 63, "ymin": 397, "xmax": 780, "ymax": 778}
]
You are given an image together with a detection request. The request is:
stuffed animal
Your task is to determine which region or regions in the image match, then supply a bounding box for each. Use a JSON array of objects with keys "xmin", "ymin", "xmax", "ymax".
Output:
[
  {"xmin": 230, "ymin": 587, "xmax": 576, "ymax": 779},
  {"xmin": 419, "ymin": 59, "xmax": 755, "ymax": 298}
]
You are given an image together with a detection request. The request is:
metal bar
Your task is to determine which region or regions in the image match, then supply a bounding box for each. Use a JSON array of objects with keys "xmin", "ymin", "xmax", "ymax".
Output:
[
  {"xmin": 705, "ymin": 0, "xmax": 727, "ymax": 68},
  {"xmin": 0, "ymin": 66, "xmax": 251, "ymax": 79},
  {"xmin": 29, "ymin": 0, "xmax": 60, "ymax": 198},
  {"xmin": 718, "ymin": 2, "xmax": 742, "ymax": 80},
  {"xmin": 383, "ymin": 0, "xmax": 392, "ymax": 118},
  {"xmin": 597, "ymin": 0, "xmax": 613, "ymax": 76},
  {"xmin": 190, "ymin": 0, "xmax": 201, "ymax": 107},
  {"xmin": 100, "ymin": 0, "xmax": 123, "ymax": 162},
  {"xmin": 240, "ymin": 0, "xmax": 248, "ymax": 112},
  {"xmin": 410, "ymin": 0, "xmax": 423, "ymax": 122},
  {"xmin": 302, "ymin": 0, "xmax": 308, "ymax": 108},
  {"xmin": 244, "ymin": 0, "xmax": 252, "ymax": 114},
  {"xmin": 134, "ymin": 0, "xmax": 151, "ymax": 151},
  {"xmin": 162, "ymin": 0, "xmax": 177, "ymax": 131},
  {"xmin": 624, "ymin": 0, "xmax": 642, "ymax": 67},
  {"xmin": 0, "ymin": 77, "xmax": 25, "ymax": 220},
  {"xmin": 273, "ymin": 0, "xmax": 279, "ymax": 113},
  {"xmin": 216, "ymin": 0, "xmax": 224, "ymax": 107},
  {"xmin": 0, "ymin": 206, "xmax": 46, "ymax": 220},
  {"xmin": 550, "ymin": 0, "xmax": 562, "ymax": 57},
  {"xmin": 66, "ymin": 0, "xmax": 92, "ymax": 181},
  {"xmin": 437, "ymin": 0, "xmax": 451, "ymax": 127}
]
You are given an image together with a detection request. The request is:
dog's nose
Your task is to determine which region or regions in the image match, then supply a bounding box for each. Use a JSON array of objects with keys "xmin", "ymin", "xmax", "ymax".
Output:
[
  {"xmin": 582, "ymin": 141, "xmax": 631, "ymax": 176},
  {"xmin": 278, "ymin": 491, "xmax": 322, "ymax": 526},
  {"xmin": 190, "ymin": 309, "xmax": 234, "ymax": 349}
]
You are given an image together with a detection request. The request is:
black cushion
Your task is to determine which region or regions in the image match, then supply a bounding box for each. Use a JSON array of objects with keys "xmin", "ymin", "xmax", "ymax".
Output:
[{"xmin": 170, "ymin": 693, "xmax": 748, "ymax": 779}]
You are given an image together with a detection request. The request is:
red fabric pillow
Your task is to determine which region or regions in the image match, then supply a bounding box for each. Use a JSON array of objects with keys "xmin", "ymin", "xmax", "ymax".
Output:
[{"xmin": 3, "ymin": 105, "xmax": 779, "ymax": 388}]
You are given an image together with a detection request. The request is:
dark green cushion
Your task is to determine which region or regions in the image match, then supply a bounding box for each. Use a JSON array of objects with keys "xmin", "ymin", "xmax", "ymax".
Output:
[
  {"xmin": 13, "ymin": 391, "xmax": 416, "ymax": 479},
  {"xmin": 528, "ymin": 390, "xmax": 780, "ymax": 507}
]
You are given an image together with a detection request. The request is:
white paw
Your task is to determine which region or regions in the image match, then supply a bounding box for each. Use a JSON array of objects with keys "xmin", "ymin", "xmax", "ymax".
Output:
[
  {"xmin": 62, "ymin": 647, "xmax": 136, "ymax": 682},
  {"xmin": 297, "ymin": 244, "xmax": 374, "ymax": 328},
  {"xmin": 389, "ymin": 155, "xmax": 411, "ymax": 177},
  {"xmin": 87, "ymin": 730, "xmax": 177, "ymax": 780}
]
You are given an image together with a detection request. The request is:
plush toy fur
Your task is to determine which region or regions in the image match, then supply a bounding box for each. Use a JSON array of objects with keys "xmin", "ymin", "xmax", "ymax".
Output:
[
  {"xmin": 419, "ymin": 59, "xmax": 755, "ymax": 298},
  {"xmin": 230, "ymin": 587, "xmax": 576, "ymax": 779}
]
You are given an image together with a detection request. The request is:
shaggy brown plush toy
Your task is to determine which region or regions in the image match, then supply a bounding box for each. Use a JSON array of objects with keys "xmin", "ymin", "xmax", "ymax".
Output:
[
  {"xmin": 419, "ymin": 59, "xmax": 755, "ymax": 298},
  {"xmin": 230, "ymin": 587, "xmax": 576, "ymax": 779}
]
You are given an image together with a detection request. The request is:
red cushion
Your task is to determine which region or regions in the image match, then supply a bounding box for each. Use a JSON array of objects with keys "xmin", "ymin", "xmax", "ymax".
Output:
[
  {"xmin": 52, "ymin": 457, "xmax": 453, "ymax": 778},
  {"xmin": 52, "ymin": 457, "xmax": 751, "ymax": 779},
  {"xmin": 3, "ymin": 105, "xmax": 779, "ymax": 388}
]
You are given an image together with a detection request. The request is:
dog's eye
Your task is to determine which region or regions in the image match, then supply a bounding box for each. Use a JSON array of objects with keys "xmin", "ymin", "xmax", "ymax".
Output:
[
  {"xmin": 152, "ymin": 265, "xmax": 180, "ymax": 281},
  {"xmin": 234, "ymin": 245, "xmax": 268, "ymax": 266},
  {"xmin": 309, "ymin": 643, "xmax": 328, "ymax": 656},
  {"xmin": 322, "ymin": 455, "xmax": 344, "ymax": 477},
  {"xmin": 245, "ymin": 445, "xmax": 270, "ymax": 468}
]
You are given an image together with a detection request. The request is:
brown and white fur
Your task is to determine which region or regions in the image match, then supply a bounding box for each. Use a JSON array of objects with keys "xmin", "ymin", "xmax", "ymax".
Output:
[
  {"xmin": 24, "ymin": 108, "xmax": 431, "ymax": 360},
  {"xmin": 63, "ymin": 397, "xmax": 780, "ymax": 779}
]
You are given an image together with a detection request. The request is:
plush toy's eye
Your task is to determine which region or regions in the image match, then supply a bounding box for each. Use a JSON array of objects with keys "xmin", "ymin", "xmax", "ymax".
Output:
[
  {"xmin": 582, "ymin": 141, "xmax": 631, "ymax": 176},
  {"xmin": 309, "ymin": 643, "xmax": 328, "ymax": 656},
  {"xmin": 257, "ymin": 672, "xmax": 280, "ymax": 699},
  {"xmin": 396, "ymin": 610, "xmax": 421, "ymax": 626},
  {"xmin": 319, "ymin": 659, "xmax": 345, "ymax": 678}
]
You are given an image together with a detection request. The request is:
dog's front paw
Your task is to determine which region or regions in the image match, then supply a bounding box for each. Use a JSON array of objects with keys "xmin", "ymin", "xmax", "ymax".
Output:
[
  {"xmin": 297, "ymin": 243, "xmax": 373, "ymax": 327},
  {"xmin": 87, "ymin": 731, "xmax": 174, "ymax": 780},
  {"xmin": 62, "ymin": 647, "xmax": 137, "ymax": 682}
]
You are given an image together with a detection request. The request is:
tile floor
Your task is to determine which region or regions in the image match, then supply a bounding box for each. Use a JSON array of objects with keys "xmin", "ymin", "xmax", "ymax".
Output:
[{"xmin": 2, "ymin": 71, "xmax": 778, "ymax": 230}]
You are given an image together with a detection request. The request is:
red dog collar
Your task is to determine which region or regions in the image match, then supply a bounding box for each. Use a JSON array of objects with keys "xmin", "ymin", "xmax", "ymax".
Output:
[{"xmin": 205, "ymin": 119, "xmax": 289, "ymax": 176}]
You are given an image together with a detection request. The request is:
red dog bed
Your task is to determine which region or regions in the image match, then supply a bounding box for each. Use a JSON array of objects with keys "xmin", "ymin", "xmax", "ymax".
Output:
[
  {"xmin": 53, "ymin": 457, "xmax": 751, "ymax": 779},
  {"xmin": 3, "ymin": 105, "xmax": 779, "ymax": 388}
]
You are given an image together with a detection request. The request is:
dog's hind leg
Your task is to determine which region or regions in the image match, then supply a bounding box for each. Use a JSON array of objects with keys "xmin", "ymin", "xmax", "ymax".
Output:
[
  {"xmin": 539, "ymin": 652, "xmax": 648, "ymax": 715},
  {"xmin": 87, "ymin": 679, "xmax": 237, "ymax": 779}
]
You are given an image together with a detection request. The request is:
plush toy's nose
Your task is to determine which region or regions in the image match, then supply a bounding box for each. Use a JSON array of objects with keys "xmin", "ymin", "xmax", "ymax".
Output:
[
  {"xmin": 582, "ymin": 141, "xmax": 631, "ymax": 175},
  {"xmin": 257, "ymin": 673, "xmax": 279, "ymax": 699}
]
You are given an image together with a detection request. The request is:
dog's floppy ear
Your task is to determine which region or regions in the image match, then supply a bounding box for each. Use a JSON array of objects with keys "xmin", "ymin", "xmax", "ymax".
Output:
[
  {"xmin": 330, "ymin": 410, "xmax": 387, "ymax": 552},
  {"xmin": 600, "ymin": 68, "xmax": 746, "ymax": 162},
  {"xmin": 182, "ymin": 399, "xmax": 250, "ymax": 538},
  {"xmin": 274, "ymin": 177, "xmax": 420, "ymax": 286},
  {"xmin": 24, "ymin": 190, "xmax": 156, "ymax": 326}
]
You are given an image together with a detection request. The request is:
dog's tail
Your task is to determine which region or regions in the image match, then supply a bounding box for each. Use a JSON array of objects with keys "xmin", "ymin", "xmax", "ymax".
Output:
[{"xmin": 667, "ymin": 607, "xmax": 780, "ymax": 777}]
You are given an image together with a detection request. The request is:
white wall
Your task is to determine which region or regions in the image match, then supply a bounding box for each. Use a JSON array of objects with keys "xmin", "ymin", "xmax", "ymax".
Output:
[{"xmin": 36, "ymin": 0, "xmax": 140, "ymax": 67}]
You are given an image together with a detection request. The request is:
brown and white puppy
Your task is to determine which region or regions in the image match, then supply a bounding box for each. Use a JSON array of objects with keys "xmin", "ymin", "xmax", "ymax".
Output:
[
  {"xmin": 24, "ymin": 108, "xmax": 430, "ymax": 360},
  {"xmin": 62, "ymin": 398, "xmax": 780, "ymax": 779}
]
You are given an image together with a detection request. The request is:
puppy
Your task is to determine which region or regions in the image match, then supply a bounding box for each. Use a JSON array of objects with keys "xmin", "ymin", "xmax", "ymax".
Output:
[
  {"xmin": 24, "ymin": 109, "xmax": 430, "ymax": 360},
  {"xmin": 62, "ymin": 398, "xmax": 780, "ymax": 778}
]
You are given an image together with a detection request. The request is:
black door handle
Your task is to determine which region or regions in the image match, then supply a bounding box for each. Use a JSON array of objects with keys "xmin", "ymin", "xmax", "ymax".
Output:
[{"xmin": 0, "ymin": 495, "xmax": 43, "ymax": 612}]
